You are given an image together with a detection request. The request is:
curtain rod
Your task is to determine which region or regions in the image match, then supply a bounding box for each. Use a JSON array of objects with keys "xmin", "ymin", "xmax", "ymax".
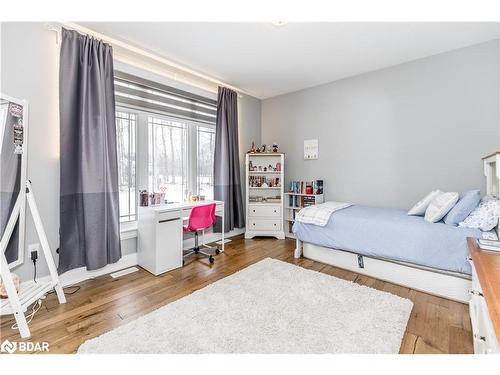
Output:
[{"xmin": 45, "ymin": 22, "xmax": 247, "ymax": 98}]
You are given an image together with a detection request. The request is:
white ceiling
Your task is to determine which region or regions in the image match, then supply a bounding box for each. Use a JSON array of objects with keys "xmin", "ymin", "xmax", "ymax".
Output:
[{"xmin": 80, "ymin": 22, "xmax": 499, "ymax": 99}]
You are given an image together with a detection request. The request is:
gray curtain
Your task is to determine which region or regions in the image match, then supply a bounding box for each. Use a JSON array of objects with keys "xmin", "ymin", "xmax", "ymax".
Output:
[
  {"xmin": 214, "ymin": 87, "xmax": 245, "ymax": 232},
  {"xmin": 58, "ymin": 28, "xmax": 121, "ymax": 273}
]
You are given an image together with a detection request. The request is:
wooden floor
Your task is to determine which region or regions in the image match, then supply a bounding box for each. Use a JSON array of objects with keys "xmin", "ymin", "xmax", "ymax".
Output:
[{"xmin": 0, "ymin": 236, "xmax": 473, "ymax": 354}]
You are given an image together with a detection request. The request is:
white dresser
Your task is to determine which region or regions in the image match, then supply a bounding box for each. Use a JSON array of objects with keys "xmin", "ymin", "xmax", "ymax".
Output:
[
  {"xmin": 245, "ymin": 153, "xmax": 285, "ymax": 239},
  {"xmin": 468, "ymin": 238, "xmax": 500, "ymax": 354}
]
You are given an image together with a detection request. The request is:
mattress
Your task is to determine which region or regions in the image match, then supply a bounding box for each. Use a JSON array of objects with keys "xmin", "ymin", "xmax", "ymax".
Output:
[{"xmin": 293, "ymin": 205, "xmax": 483, "ymax": 275}]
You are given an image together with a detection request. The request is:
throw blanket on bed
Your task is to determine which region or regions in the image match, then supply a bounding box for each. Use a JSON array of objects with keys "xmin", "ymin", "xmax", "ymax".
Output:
[{"xmin": 296, "ymin": 201, "xmax": 352, "ymax": 226}]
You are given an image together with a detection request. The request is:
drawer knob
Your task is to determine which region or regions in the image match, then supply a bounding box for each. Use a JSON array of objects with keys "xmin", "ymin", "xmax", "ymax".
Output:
[
  {"xmin": 253, "ymin": 223, "xmax": 255, "ymax": 226},
  {"xmin": 474, "ymin": 334, "xmax": 486, "ymax": 342},
  {"xmin": 469, "ymin": 290, "xmax": 484, "ymax": 297},
  {"xmin": 274, "ymin": 223, "xmax": 277, "ymax": 226}
]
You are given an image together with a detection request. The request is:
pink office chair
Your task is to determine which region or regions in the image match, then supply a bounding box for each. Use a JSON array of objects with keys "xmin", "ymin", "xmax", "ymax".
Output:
[{"xmin": 183, "ymin": 203, "xmax": 220, "ymax": 265}]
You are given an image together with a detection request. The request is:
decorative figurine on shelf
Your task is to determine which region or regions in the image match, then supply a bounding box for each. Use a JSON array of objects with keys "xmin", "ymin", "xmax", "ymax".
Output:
[
  {"xmin": 250, "ymin": 141, "xmax": 256, "ymax": 153},
  {"xmin": 264, "ymin": 167, "xmax": 268, "ymax": 172},
  {"xmin": 260, "ymin": 144, "xmax": 267, "ymax": 153},
  {"xmin": 276, "ymin": 162, "xmax": 281, "ymax": 171},
  {"xmin": 249, "ymin": 160, "xmax": 253, "ymax": 171},
  {"xmin": 272, "ymin": 142, "xmax": 279, "ymax": 152}
]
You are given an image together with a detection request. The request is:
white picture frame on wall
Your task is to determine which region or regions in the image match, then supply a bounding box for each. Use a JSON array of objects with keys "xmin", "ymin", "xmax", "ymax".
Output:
[{"xmin": 304, "ymin": 139, "xmax": 319, "ymax": 160}]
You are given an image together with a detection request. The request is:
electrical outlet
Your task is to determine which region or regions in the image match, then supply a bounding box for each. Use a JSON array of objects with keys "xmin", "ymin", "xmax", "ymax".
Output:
[{"xmin": 28, "ymin": 243, "xmax": 40, "ymax": 258}]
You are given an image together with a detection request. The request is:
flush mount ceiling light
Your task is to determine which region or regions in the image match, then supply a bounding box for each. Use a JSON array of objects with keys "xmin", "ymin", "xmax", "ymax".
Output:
[{"xmin": 271, "ymin": 21, "xmax": 288, "ymax": 27}]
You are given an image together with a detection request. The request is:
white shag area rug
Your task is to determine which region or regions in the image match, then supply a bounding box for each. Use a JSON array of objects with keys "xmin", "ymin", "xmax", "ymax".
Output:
[{"xmin": 78, "ymin": 258, "xmax": 413, "ymax": 354}]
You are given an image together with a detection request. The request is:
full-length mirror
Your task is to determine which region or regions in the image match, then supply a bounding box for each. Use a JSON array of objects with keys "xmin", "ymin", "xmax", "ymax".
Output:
[{"xmin": 0, "ymin": 94, "xmax": 27, "ymax": 269}]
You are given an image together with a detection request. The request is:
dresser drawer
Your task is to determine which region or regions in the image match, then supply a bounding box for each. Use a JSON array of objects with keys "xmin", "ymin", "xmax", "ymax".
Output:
[
  {"xmin": 469, "ymin": 293, "xmax": 500, "ymax": 354},
  {"xmin": 248, "ymin": 218, "xmax": 281, "ymax": 231},
  {"xmin": 467, "ymin": 238, "xmax": 500, "ymax": 354},
  {"xmin": 248, "ymin": 205, "xmax": 281, "ymax": 218},
  {"xmin": 470, "ymin": 263, "xmax": 483, "ymax": 296}
]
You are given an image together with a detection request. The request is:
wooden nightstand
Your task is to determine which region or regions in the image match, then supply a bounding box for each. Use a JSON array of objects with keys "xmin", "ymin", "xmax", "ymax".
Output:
[{"xmin": 467, "ymin": 237, "xmax": 500, "ymax": 354}]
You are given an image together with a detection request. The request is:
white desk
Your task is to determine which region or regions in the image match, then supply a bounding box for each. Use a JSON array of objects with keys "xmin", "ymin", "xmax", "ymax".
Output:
[{"xmin": 137, "ymin": 200, "xmax": 224, "ymax": 275}]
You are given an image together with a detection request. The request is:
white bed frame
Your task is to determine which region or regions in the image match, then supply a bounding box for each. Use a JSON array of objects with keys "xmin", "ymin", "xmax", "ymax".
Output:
[{"xmin": 294, "ymin": 152, "xmax": 500, "ymax": 303}]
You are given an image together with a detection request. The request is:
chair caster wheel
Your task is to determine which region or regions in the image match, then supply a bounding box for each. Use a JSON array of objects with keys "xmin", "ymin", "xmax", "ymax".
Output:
[
  {"xmin": 215, "ymin": 248, "xmax": 220, "ymax": 255},
  {"xmin": 182, "ymin": 260, "xmax": 185, "ymax": 266},
  {"xmin": 209, "ymin": 256, "xmax": 215, "ymax": 264}
]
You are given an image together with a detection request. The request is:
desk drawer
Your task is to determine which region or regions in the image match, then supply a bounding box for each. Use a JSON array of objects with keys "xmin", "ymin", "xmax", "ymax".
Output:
[
  {"xmin": 157, "ymin": 211, "xmax": 180, "ymax": 222},
  {"xmin": 248, "ymin": 205, "xmax": 281, "ymax": 218},
  {"xmin": 248, "ymin": 218, "xmax": 281, "ymax": 231}
]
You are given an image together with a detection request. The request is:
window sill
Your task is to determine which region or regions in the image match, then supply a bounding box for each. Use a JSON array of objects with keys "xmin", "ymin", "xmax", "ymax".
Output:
[{"xmin": 120, "ymin": 221, "xmax": 138, "ymax": 240}]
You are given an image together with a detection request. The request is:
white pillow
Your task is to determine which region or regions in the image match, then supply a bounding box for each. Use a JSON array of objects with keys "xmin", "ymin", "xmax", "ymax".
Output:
[
  {"xmin": 408, "ymin": 190, "xmax": 441, "ymax": 216},
  {"xmin": 459, "ymin": 196, "xmax": 500, "ymax": 231},
  {"xmin": 424, "ymin": 192, "xmax": 459, "ymax": 223}
]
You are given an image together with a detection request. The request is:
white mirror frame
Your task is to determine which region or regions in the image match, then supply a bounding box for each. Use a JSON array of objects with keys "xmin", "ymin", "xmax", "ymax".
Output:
[{"xmin": 0, "ymin": 93, "xmax": 29, "ymax": 269}]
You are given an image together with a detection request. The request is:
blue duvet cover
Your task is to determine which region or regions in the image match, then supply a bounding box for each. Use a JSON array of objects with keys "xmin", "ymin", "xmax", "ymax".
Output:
[{"xmin": 292, "ymin": 205, "xmax": 482, "ymax": 275}]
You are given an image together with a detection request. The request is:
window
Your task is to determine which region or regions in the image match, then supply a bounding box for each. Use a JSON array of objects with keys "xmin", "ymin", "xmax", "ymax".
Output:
[
  {"xmin": 148, "ymin": 114, "xmax": 216, "ymax": 203},
  {"xmin": 114, "ymin": 72, "xmax": 217, "ymax": 221},
  {"xmin": 148, "ymin": 116, "xmax": 188, "ymax": 203},
  {"xmin": 197, "ymin": 125, "xmax": 216, "ymax": 199},
  {"xmin": 116, "ymin": 111, "xmax": 137, "ymax": 222}
]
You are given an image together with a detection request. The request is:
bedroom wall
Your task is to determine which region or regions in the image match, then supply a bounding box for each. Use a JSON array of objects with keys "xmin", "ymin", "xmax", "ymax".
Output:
[
  {"xmin": 1, "ymin": 22, "xmax": 261, "ymax": 281},
  {"xmin": 262, "ymin": 40, "xmax": 500, "ymax": 209},
  {"xmin": 498, "ymin": 37, "xmax": 500, "ymax": 148}
]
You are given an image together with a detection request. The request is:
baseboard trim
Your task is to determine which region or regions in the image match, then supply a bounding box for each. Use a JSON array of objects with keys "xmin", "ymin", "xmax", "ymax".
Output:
[
  {"xmin": 20, "ymin": 229, "xmax": 246, "ymax": 291},
  {"xmin": 19, "ymin": 253, "xmax": 139, "ymax": 291},
  {"xmin": 58, "ymin": 253, "xmax": 139, "ymax": 287}
]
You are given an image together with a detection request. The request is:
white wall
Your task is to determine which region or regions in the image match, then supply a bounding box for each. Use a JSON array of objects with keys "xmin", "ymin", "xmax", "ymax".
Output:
[
  {"xmin": 1, "ymin": 22, "xmax": 261, "ymax": 280},
  {"xmin": 262, "ymin": 40, "xmax": 500, "ymax": 209},
  {"xmin": 1, "ymin": 22, "xmax": 61, "ymax": 281}
]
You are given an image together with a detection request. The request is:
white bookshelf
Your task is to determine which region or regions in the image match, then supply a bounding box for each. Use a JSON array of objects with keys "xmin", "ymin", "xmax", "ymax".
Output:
[
  {"xmin": 285, "ymin": 192, "xmax": 324, "ymax": 238},
  {"xmin": 245, "ymin": 153, "xmax": 285, "ymax": 239}
]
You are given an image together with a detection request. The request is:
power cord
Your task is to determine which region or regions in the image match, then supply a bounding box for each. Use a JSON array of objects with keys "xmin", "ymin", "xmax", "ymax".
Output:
[
  {"xmin": 48, "ymin": 285, "xmax": 81, "ymax": 295},
  {"xmin": 11, "ymin": 299, "xmax": 42, "ymax": 330},
  {"xmin": 10, "ymin": 286, "xmax": 80, "ymax": 331},
  {"xmin": 31, "ymin": 250, "xmax": 38, "ymax": 283}
]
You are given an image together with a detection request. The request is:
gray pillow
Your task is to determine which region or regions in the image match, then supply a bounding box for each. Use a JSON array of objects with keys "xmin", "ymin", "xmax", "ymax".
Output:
[{"xmin": 443, "ymin": 190, "xmax": 481, "ymax": 226}]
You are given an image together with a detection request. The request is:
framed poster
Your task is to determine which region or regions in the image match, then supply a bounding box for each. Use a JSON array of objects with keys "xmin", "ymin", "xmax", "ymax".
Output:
[{"xmin": 304, "ymin": 139, "xmax": 318, "ymax": 160}]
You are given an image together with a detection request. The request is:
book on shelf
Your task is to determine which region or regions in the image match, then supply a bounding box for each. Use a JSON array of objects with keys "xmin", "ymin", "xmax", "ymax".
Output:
[
  {"xmin": 289, "ymin": 179, "xmax": 323, "ymax": 195},
  {"xmin": 303, "ymin": 196, "xmax": 316, "ymax": 207},
  {"xmin": 287, "ymin": 194, "xmax": 319, "ymax": 209}
]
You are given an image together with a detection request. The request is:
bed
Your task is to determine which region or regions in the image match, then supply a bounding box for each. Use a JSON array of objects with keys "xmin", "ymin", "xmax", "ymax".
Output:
[
  {"xmin": 293, "ymin": 153, "xmax": 500, "ymax": 303},
  {"xmin": 293, "ymin": 205, "xmax": 482, "ymax": 275}
]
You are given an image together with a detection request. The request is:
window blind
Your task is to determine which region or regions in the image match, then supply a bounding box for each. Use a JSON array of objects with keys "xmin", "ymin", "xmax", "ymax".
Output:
[{"xmin": 114, "ymin": 71, "xmax": 217, "ymax": 124}]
